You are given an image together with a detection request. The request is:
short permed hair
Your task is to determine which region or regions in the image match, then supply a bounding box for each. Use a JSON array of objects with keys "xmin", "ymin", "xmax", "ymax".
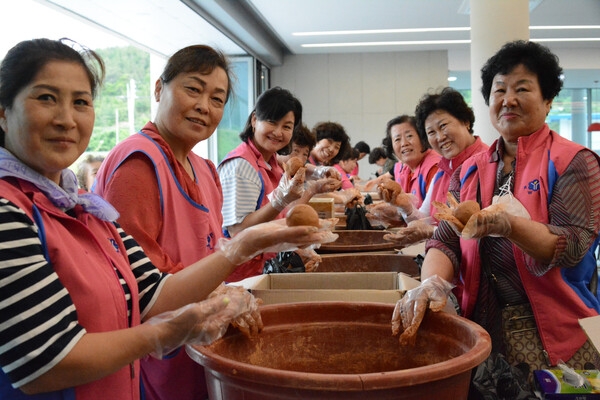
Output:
[
  {"xmin": 312, "ymin": 121, "xmax": 351, "ymax": 165},
  {"xmin": 414, "ymin": 87, "xmax": 475, "ymax": 143},
  {"xmin": 383, "ymin": 115, "xmax": 429, "ymax": 158},
  {"xmin": 480, "ymin": 40, "xmax": 563, "ymax": 106}
]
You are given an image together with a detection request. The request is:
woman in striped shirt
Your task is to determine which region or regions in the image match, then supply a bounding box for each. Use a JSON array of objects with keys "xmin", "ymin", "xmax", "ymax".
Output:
[{"xmin": 0, "ymin": 38, "xmax": 330, "ymax": 400}]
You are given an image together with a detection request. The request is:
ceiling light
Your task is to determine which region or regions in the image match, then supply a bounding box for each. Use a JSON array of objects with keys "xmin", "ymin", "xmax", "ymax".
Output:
[
  {"xmin": 530, "ymin": 25, "xmax": 600, "ymax": 30},
  {"xmin": 293, "ymin": 25, "xmax": 600, "ymax": 37},
  {"xmin": 302, "ymin": 39, "xmax": 470, "ymax": 48},
  {"xmin": 293, "ymin": 27, "xmax": 469, "ymax": 36},
  {"xmin": 447, "ymin": 76, "xmax": 458, "ymax": 82},
  {"xmin": 301, "ymin": 37, "xmax": 600, "ymax": 49},
  {"xmin": 535, "ymin": 38, "xmax": 600, "ymax": 43}
]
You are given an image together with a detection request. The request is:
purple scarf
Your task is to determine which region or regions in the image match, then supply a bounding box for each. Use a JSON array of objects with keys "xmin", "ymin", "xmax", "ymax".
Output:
[{"xmin": 0, "ymin": 148, "xmax": 119, "ymax": 221}]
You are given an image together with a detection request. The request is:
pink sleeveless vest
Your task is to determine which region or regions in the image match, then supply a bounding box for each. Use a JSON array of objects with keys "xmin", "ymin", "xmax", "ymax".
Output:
[
  {"xmin": 457, "ymin": 125, "xmax": 600, "ymax": 364},
  {"xmin": 0, "ymin": 178, "xmax": 141, "ymax": 400},
  {"xmin": 95, "ymin": 129, "xmax": 224, "ymax": 268},
  {"xmin": 220, "ymin": 140, "xmax": 283, "ymax": 282},
  {"xmin": 395, "ymin": 149, "xmax": 440, "ymax": 207},
  {"xmin": 95, "ymin": 126, "xmax": 224, "ymax": 400}
]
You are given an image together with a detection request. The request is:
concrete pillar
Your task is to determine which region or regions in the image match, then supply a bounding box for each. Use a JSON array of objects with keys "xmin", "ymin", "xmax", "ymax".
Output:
[
  {"xmin": 470, "ymin": 0, "xmax": 530, "ymax": 145},
  {"xmin": 571, "ymin": 89, "xmax": 588, "ymax": 147}
]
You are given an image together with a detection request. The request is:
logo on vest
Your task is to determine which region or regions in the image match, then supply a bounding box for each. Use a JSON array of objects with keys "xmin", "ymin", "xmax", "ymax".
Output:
[
  {"xmin": 527, "ymin": 179, "xmax": 540, "ymax": 193},
  {"xmin": 109, "ymin": 238, "xmax": 120, "ymax": 252},
  {"xmin": 206, "ymin": 232, "xmax": 215, "ymax": 251}
]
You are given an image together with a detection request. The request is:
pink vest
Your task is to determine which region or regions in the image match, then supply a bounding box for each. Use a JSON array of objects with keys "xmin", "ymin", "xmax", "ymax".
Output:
[
  {"xmin": 395, "ymin": 149, "xmax": 440, "ymax": 207},
  {"xmin": 428, "ymin": 137, "xmax": 488, "ymax": 217},
  {"xmin": 95, "ymin": 129, "xmax": 224, "ymax": 268},
  {"xmin": 220, "ymin": 140, "xmax": 283, "ymax": 282},
  {"xmin": 95, "ymin": 127, "xmax": 223, "ymax": 400},
  {"xmin": 0, "ymin": 178, "xmax": 141, "ymax": 400},
  {"xmin": 457, "ymin": 125, "xmax": 600, "ymax": 364}
]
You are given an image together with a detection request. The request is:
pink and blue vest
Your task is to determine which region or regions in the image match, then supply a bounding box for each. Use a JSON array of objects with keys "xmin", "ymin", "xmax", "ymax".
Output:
[
  {"xmin": 394, "ymin": 149, "xmax": 440, "ymax": 208},
  {"xmin": 220, "ymin": 140, "xmax": 283, "ymax": 282},
  {"xmin": 457, "ymin": 125, "xmax": 600, "ymax": 364},
  {"xmin": 0, "ymin": 178, "xmax": 141, "ymax": 400},
  {"xmin": 94, "ymin": 127, "xmax": 223, "ymax": 400}
]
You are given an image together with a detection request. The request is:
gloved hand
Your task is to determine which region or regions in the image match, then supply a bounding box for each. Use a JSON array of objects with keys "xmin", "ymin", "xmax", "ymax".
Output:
[
  {"xmin": 295, "ymin": 247, "xmax": 322, "ymax": 272},
  {"xmin": 305, "ymin": 165, "xmax": 342, "ymax": 181},
  {"xmin": 393, "ymin": 193, "xmax": 429, "ymax": 223},
  {"xmin": 392, "ymin": 275, "xmax": 454, "ymax": 346},
  {"xmin": 461, "ymin": 193, "xmax": 531, "ymax": 239},
  {"xmin": 383, "ymin": 219, "xmax": 435, "ymax": 247},
  {"xmin": 377, "ymin": 179, "xmax": 402, "ymax": 203},
  {"xmin": 432, "ymin": 194, "xmax": 466, "ymax": 236},
  {"xmin": 366, "ymin": 202, "xmax": 402, "ymax": 223},
  {"xmin": 269, "ymin": 168, "xmax": 306, "ymax": 211},
  {"xmin": 208, "ymin": 284, "xmax": 263, "ymax": 336},
  {"xmin": 216, "ymin": 220, "xmax": 339, "ymax": 265},
  {"xmin": 336, "ymin": 188, "xmax": 363, "ymax": 207},
  {"xmin": 306, "ymin": 177, "xmax": 342, "ymax": 195},
  {"xmin": 461, "ymin": 203, "xmax": 512, "ymax": 239},
  {"xmin": 144, "ymin": 286, "xmax": 262, "ymax": 358}
]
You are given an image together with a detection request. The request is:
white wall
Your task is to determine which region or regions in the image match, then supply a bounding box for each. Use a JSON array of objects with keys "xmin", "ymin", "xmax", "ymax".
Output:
[{"xmin": 271, "ymin": 51, "xmax": 448, "ymax": 179}]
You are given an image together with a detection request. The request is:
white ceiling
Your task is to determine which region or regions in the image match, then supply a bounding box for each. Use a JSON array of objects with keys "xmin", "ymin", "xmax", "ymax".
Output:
[
  {"xmin": 7, "ymin": 0, "xmax": 600, "ymax": 89},
  {"xmin": 247, "ymin": 0, "xmax": 600, "ymax": 55}
]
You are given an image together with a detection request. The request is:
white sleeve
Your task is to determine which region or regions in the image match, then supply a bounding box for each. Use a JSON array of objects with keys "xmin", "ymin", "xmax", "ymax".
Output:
[{"xmin": 218, "ymin": 158, "xmax": 263, "ymax": 228}]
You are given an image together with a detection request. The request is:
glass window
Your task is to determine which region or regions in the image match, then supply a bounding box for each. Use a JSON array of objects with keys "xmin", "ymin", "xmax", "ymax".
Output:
[
  {"xmin": 589, "ymin": 88, "xmax": 600, "ymax": 153},
  {"xmin": 3, "ymin": 0, "xmax": 254, "ymax": 166},
  {"xmin": 214, "ymin": 57, "xmax": 254, "ymax": 162}
]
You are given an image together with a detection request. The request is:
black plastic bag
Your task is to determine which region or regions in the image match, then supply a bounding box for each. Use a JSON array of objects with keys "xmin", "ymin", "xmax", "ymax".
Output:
[
  {"xmin": 345, "ymin": 204, "xmax": 372, "ymax": 230},
  {"xmin": 263, "ymin": 251, "xmax": 305, "ymax": 274},
  {"xmin": 470, "ymin": 353, "xmax": 537, "ymax": 400}
]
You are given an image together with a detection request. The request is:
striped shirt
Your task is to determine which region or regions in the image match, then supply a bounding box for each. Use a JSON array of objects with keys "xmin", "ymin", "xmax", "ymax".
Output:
[
  {"xmin": 0, "ymin": 198, "xmax": 168, "ymax": 388},
  {"xmin": 218, "ymin": 158, "xmax": 264, "ymax": 228}
]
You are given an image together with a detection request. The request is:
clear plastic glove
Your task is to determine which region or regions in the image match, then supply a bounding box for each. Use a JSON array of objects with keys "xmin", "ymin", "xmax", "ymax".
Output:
[
  {"xmin": 216, "ymin": 219, "xmax": 338, "ymax": 265},
  {"xmin": 358, "ymin": 174, "xmax": 390, "ymax": 193},
  {"xmin": 432, "ymin": 193, "xmax": 467, "ymax": 236},
  {"xmin": 393, "ymin": 192, "xmax": 429, "ymax": 223},
  {"xmin": 461, "ymin": 203, "xmax": 512, "ymax": 239},
  {"xmin": 295, "ymin": 247, "xmax": 322, "ymax": 272},
  {"xmin": 383, "ymin": 219, "xmax": 435, "ymax": 247},
  {"xmin": 305, "ymin": 164, "xmax": 341, "ymax": 181},
  {"xmin": 144, "ymin": 287, "xmax": 261, "ymax": 359},
  {"xmin": 306, "ymin": 177, "xmax": 342, "ymax": 195},
  {"xmin": 207, "ymin": 284, "xmax": 263, "ymax": 337},
  {"xmin": 336, "ymin": 188, "xmax": 363, "ymax": 206},
  {"xmin": 392, "ymin": 275, "xmax": 455, "ymax": 346},
  {"xmin": 269, "ymin": 168, "xmax": 306, "ymax": 211},
  {"xmin": 366, "ymin": 202, "xmax": 403, "ymax": 225},
  {"xmin": 461, "ymin": 194, "xmax": 530, "ymax": 239},
  {"xmin": 377, "ymin": 179, "xmax": 402, "ymax": 203}
]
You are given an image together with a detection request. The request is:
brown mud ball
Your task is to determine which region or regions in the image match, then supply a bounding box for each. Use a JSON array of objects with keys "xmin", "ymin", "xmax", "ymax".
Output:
[
  {"xmin": 284, "ymin": 156, "xmax": 306, "ymax": 178},
  {"xmin": 453, "ymin": 200, "xmax": 480, "ymax": 225},
  {"xmin": 286, "ymin": 204, "xmax": 320, "ymax": 227}
]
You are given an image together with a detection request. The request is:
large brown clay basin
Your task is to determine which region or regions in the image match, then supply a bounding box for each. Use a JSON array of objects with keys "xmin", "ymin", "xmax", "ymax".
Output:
[
  {"xmin": 187, "ymin": 302, "xmax": 491, "ymax": 400},
  {"xmin": 316, "ymin": 253, "xmax": 420, "ymax": 278},
  {"xmin": 317, "ymin": 230, "xmax": 398, "ymax": 253}
]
